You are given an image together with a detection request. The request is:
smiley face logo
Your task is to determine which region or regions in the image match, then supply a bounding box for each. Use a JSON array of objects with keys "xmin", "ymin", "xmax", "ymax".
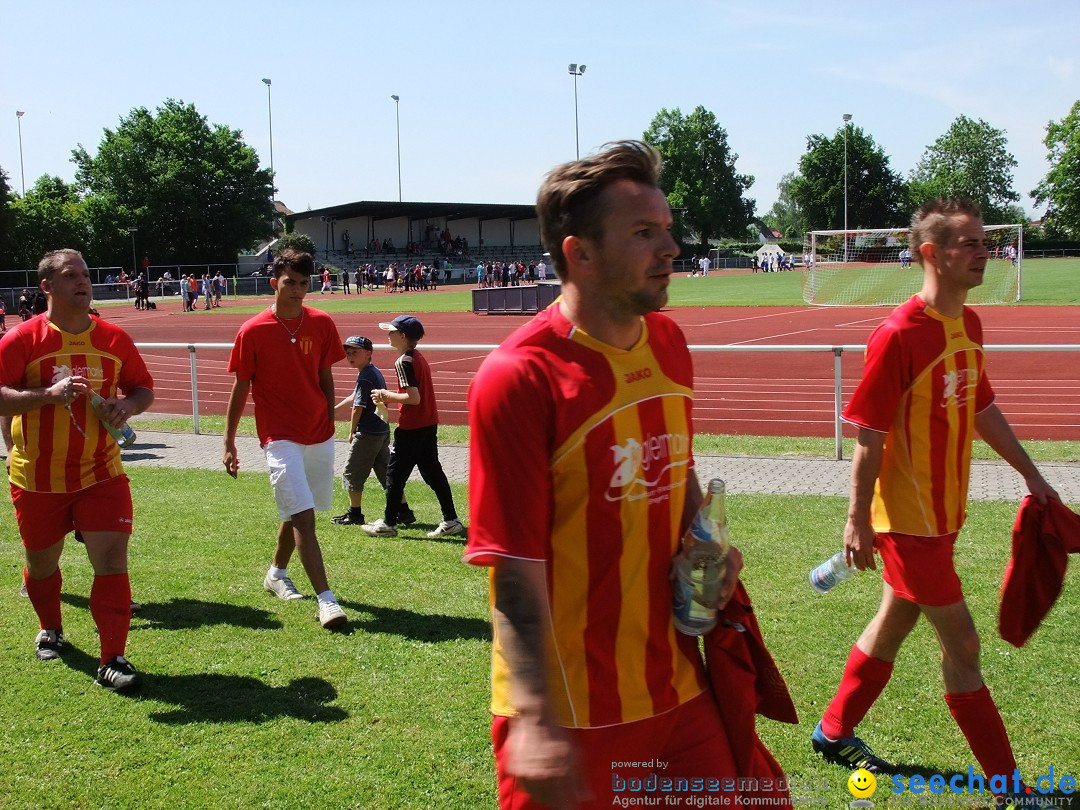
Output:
[{"xmin": 848, "ymin": 768, "xmax": 877, "ymax": 799}]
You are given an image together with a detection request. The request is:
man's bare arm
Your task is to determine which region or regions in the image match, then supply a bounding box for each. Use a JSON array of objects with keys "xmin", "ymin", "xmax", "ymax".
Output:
[
  {"xmin": 493, "ymin": 558, "xmax": 581, "ymax": 808},
  {"xmin": 318, "ymin": 367, "xmax": 336, "ymax": 424},
  {"xmin": 222, "ymin": 377, "xmax": 251, "ymax": 478},
  {"xmin": 845, "ymin": 428, "xmax": 886, "ymax": 570},
  {"xmin": 975, "ymin": 404, "xmax": 1057, "ymax": 503},
  {"xmin": 0, "ymin": 376, "xmax": 89, "ymax": 417}
]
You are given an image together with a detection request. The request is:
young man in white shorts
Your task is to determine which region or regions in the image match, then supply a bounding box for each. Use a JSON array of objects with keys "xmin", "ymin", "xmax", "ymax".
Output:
[{"xmin": 223, "ymin": 248, "xmax": 348, "ymax": 630}]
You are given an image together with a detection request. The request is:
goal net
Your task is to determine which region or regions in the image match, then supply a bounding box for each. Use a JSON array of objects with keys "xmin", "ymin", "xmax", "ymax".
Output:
[{"xmin": 801, "ymin": 224, "xmax": 1022, "ymax": 306}]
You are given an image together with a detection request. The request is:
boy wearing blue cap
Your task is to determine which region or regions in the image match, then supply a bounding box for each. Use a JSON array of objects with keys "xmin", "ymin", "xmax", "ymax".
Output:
[{"xmin": 331, "ymin": 336, "xmax": 390, "ymax": 526}]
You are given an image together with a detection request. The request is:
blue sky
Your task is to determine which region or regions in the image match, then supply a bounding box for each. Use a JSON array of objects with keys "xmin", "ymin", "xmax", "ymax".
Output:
[{"xmin": 3, "ymin": 0, "xmax": 1077, "ymax": 221}]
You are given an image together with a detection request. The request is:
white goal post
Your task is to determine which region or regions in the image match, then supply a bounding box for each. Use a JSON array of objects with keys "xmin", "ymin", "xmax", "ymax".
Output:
[{"xmin": 801, "ymin": 224, "xmax": 1022, "ymax": 306}]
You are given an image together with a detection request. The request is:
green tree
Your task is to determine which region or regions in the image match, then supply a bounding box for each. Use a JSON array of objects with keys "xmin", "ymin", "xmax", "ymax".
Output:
[
  {"xmin": 1032, "ymin": 100, "xmax": 1080, "ymax": 238},
  {"xmin": 0, "ymin": 166, "xmax": 16, "ymax": 269},
  {"xmin": 762, "ymin": 172, "xmax": 807, "ymax": 240},
  {"xmin": 276, "ymin": 231, "xmax": 317, "ymax": 255},
  {"xmin": 909, "ymin": 115, "xmax": 1020, "ymax": 224},
  {"xmin": 72, "ymin": 99, "xmax": 274, "ymax": 265},
  {"xmin": 10, "ymin": 176, "xmax": 92, "ymax": 270},
  {"xmin": 790, "ymin": 126, "xmax": 909, "ymax": 230},
  {"xmin": 643, "ymin": 106, "xmax": 755, "ymax": 243}
]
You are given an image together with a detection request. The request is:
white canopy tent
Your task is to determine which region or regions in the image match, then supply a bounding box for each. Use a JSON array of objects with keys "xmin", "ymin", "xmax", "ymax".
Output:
[{"xmin": 754, "ymin": 244, "xmax": 785, "ymax": 263}]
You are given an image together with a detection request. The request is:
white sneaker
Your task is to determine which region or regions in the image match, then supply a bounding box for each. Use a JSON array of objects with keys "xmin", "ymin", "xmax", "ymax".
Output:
[
  {"xmin": 427, "ymin": 519, "xmax": 464, "ymax": 538},
  {"xmin": 318, "ymin": 601, "xmax": 348, "ymax": 629},
  {"xmin": 264, "ymin": 573, "xmax": 304, "ymax": 601},
  {"xmin": 361, "ymin": 518, "xmax": 398, "ymax": 537},
  {"xmin": 18, "ymin": 582, "xmax": 28, "ymax": 598}
]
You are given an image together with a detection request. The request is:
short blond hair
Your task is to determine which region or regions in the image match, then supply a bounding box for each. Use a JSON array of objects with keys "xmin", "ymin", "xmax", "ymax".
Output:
[{"xmin": 37, "ymin": 249, "xmax": 84, "ymax": 282}]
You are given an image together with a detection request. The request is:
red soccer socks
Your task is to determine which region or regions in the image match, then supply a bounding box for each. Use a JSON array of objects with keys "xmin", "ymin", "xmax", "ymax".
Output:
[
  {"xmin": 90, "ymin": 573, "xmax": 132, "ymax": 664},
  {"xmin": 26, "ymin": 567, "xmax": 63, "ymax": 630},
  {"xmin": 945, "ymin": 685, "xmax": 1018, "ymax": 787},
  {"xmin": 821, "ymin": 645, "xmax": 895, "ymax": 739}
]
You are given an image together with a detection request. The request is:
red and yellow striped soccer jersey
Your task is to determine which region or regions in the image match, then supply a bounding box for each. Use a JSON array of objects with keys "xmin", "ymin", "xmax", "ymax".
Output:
[
  {"xmin": 465, "ymin": 304, "xmax": 707, "ymax": 729},
  {"xmin": 0, "ymin": 315, "xmax": 153, "ymax": 493},
  {"xmin": 843, "ymin": 296, "xmax": 995, "ymax": 536}
]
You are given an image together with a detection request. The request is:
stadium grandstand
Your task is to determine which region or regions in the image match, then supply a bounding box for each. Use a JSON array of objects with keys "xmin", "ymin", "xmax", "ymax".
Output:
[
  {"xmin": 0, "ymin": 198, "xmax": 546, "ymax": 307},
  {"xmin": 281, "ymin": 200, "xmax": 544, "ymax": 283}
]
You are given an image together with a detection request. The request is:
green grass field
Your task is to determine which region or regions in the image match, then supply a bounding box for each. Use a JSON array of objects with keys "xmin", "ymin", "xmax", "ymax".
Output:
[
  {"xmin": 666, "ymin": 256, "xmax": 1079, "ymax": 308},
  {"xmin": 132, "ymin": 415, "xmax": 1080, "ymax": 464},
  {"xmin": 168, "ymin": 257, "xmax": 1079, "ymax": 315},
  {"xmin": 1, "ymin": 468, "xmax": 1076, "ymax": 809}
]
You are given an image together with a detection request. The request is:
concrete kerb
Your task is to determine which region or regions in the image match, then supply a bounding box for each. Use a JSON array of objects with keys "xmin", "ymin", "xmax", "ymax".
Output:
[{"xmin": 123, "ymin": 429, "xmax": 1080, "ymax": 503}]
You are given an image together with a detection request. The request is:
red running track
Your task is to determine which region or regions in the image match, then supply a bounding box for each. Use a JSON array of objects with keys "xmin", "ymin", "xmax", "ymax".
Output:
[{"xmin": 109, "ymin": 294, "xmax": 1080, "ymax": 441}]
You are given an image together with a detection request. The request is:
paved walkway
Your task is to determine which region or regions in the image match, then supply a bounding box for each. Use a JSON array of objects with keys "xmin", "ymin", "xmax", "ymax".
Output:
[{"xmin": 124, "ymin": 429, "xmax": 1080, "ymax": 503}]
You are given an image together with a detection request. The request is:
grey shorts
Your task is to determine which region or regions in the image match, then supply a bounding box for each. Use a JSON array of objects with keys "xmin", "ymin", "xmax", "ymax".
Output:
[{"xmin": 342, "ymin": 431, "xmax": 390, "ymax": 492}]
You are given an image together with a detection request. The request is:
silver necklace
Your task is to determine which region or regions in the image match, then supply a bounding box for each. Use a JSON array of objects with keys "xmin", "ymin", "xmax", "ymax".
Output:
[{"xmin": 272, "ymin": 306, "xmax": 304, "ymax": 343}]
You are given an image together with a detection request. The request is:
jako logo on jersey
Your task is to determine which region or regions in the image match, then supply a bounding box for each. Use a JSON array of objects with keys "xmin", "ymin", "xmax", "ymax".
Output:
[
  {"xmin": 298, "ymin": 336, "xmax": 314, "ymax": 355},
  {"xmin": 606, "ymin": 431, "xmax": 690, "ymax": 502},
  {"xmin": 624, "ymin": 367, "xmax": 653, "ymax": 384},
  {"xmin": 940, "ymin": 368, "xmax": 978, "ymax": 406}
]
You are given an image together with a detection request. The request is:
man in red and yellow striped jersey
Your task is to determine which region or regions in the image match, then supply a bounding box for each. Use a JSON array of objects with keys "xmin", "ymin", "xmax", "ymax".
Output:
[
  {"xmin": 811, "ymin": 199, "xmax": 1059, "ymax": 799},
  {"xmin": 465, "ymin": 142, "xmax": 787, "ymax": 809},
  {"xmin": 0, "ymin": 249, "xmax": 154, "ymax": 693}
]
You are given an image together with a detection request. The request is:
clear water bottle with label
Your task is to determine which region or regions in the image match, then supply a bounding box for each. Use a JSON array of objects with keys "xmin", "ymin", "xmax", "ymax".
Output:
[
  {"xmin": 89, "ymin": 392, "xmax": 137, "ymax": 448},
  {"xmin": 809, "ymin": 551, "xmax": 854, "ymax": 594},
  {"xmin": 672, "ymin": 478, "xmax": 730, "ymax": 636}
]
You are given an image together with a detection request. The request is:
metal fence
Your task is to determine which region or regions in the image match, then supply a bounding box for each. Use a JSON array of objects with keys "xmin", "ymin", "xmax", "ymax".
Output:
[{"xmin": 134, "ymin": 342, "xmax": 1080, "ymax": 461}]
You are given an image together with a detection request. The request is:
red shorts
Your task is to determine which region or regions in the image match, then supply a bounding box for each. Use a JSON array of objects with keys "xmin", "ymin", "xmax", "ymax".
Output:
[
  {"xmin": 492, "ymin": 691, "xmax": 787, "ymax": 809},
  {"xmin": 11, "ymin": 475, "xmax": 134, "ymax": 552},
  {"xmin": 876, "ymin": 531, "xmax": 963, "ymax": 606}
]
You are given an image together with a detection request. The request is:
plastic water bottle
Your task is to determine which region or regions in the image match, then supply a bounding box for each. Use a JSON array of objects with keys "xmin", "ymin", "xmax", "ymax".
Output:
[
  {"xmin": 809, "ymin": 551, "xmax": 854, "ymax": 594},
  {"xmin": 89, "ymin": 392, "xmax": 137, "ymax": 448},
  {"xmin": 672, "ymin": 478, "xmax": 730, "ymax": 636}
]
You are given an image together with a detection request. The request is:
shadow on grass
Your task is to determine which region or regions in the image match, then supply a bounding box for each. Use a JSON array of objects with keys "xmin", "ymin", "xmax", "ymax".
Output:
[
  {"xmin": 144, "ymin": 674, "xmax": 348, "ymax": 725},
  {"xmin": 118, "ymin": 443, "xmax": 172, "ymax": 461},
  {"xmin": 61, "ymin": 594, "xmax": 283, "ymax": 631},
  {"xmin": 380, "ymin": 523, "xmax": 468, "ymax": 546},
  {"xmin": 55, "ymin": 644, "xmax": 347, "ymax": 725},
  {"xmin": 338, "ymin": 600, "xmax": 490, "ymax": 642}
]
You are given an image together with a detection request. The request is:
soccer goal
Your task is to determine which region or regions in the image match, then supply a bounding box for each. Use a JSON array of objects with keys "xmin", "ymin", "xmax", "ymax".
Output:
[{"xmin": 801, "ymin": 225, "xmax": 1022, "ymax": 306}]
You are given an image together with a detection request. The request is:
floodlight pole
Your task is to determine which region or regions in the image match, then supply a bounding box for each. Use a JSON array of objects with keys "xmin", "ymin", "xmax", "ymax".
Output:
[
  {"xmin": 262, "ymin": 79, "xmax": 275, "ymax": 234},
  {"xmin": 391, "ymin": 95, "xmax": 401, "ymax": 202},
  {"xmin": 261, "ymin": 79, "xmax": 274, "ymax": 196},
  {"xmin": 568, "ymin": 64, "xmax": 586, "ymax": 159},
  {"xmin": 15, "ymin": 111, "xmax": 26, "ymax": 196},
  {"xmin": 843, "ymin": 113, "xmax": 852, "ymax": 262}
]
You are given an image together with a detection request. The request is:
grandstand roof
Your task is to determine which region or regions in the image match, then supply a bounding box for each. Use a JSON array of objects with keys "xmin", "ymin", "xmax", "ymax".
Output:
[{"xmin": 287, "ymin": 200, "xmax": 537, "ymax": 224}]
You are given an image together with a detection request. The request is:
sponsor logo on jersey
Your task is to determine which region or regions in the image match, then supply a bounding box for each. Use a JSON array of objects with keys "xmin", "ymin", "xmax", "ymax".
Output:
[
  {"xmin": 940, "ymin": 368, "xmax": 978, "ymax": 407},
  {"xmin": 606, "ymin": 431, "xmax": 690, "ymax": 503},
  {"xmin": 51, "ymin": 363, "xmax": 104, "ymax": 383}
]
